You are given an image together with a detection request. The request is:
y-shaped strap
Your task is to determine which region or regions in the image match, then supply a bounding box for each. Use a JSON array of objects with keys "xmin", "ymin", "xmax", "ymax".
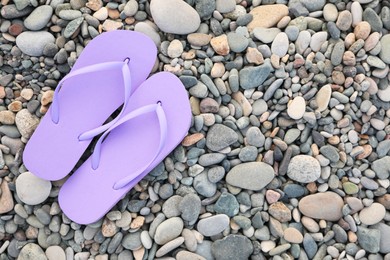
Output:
[
  {"xmin": 90, "ymin": 103, "xmax": 168, "ymax": 190},
  {"xmin": 50, "ymin": 59, "xmax": 132, "ymax": 141}
]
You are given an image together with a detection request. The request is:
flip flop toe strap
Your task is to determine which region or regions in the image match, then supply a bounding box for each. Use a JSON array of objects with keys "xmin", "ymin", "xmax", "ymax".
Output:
[
  {"xmin": 90, "ymin": 103, "xmax": 168, "ymax": 190},
  {"xmin": 50, "ymin": 59, "xmax": 132, "ymax": 141}
]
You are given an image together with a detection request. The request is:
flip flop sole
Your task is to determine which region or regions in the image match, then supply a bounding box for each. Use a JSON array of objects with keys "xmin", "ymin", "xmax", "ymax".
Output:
[
  {"xmin": 23, "ymin": 30, "xmax": 157, "ymax": 181},
  {"xmin": 59, "ymin": 72, "xmax": 191, "ymax": 224}
]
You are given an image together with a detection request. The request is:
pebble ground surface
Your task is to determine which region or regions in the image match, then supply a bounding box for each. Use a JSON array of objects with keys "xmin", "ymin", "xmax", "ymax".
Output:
[{"xmin": 1, "ymin": 0, "xmax": 390, "ymax": 259}]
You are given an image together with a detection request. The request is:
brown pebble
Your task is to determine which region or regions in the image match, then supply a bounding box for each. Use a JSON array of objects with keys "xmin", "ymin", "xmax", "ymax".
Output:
[
  {"xmin": 246, "ymin": 47, "xmax": 264, "ymax": 65},
  {"xmin": 130, "ymin": 216, "xmax": 145, "ymax": 229},
  {"xmin": 348, "ymin": 231, "xmax": 357, "ymax": 243},
  {"xmin": 268, "ymin": 202, "xmax": 291, "ymax": 222},
  {"xmin": 200, "ymin": 97, "xmax": 219, "ymax": 113},
  {"xmin": 101, "ymin": 218, "xmax": 118, "ymax": 237},
  {"xmin": 187, "ymin": 33, "xmax": 212, "ymax": 46},
  {"xmin": 25, "ymin": 226, "xmax": 38, "ymax": 239},
  {"xmin": 354, "ymin": 21, "xmax": 371, "ymax": 40},
  {"xmin": 182, "ymin": 133, "xmax": 205, "ymax": 146},
  {"xmin": 0, "ymin": 110, "xmax": 15, "ymax": 124},
  {"xmin": 41, "ymin": 90, "xmax": 54, "ymax": 106},
  {"xmin": 210, "ymin": 35, "xmax": 230, "ymax": 56},
  {"xmin": 364, "ymin": 32, "xmax": 380, "ymax": 51},
  {"xmin": 0, "ymin": 87, "xmax": 5, "ymax": 99},
  {"xmin": 20, "ymin": 88, "xmax": 34, "ymax": 101},
  {"xmin": 108, "ymin": 9, "xmax": 120, "ymax": 19},
  {"xmin": 8, "ymin": 101, "xmax": 22, "ymax": 112},
  {"xmin": 86, "ymin": 0, "xmax": 103, "ymax": 11},
  {"xmin": 356, "ymin": 144, "xmax": 372, "ymax": 159},
  {"xmin": 8, "ymin": 23, "xmax": 23, "ymax": 36},
  {"xmin": 210, "ymin": 62, "xmax": 225, "ymax": 78},
  {"xmin": 344, "ymin": 33, "xmax": 356, "ymax": 49},
  {"xmin": 125, "ymin": 17, "xmax": 135, "ymax": 25},
  {"xmin": 377, "ymin": 194, "xmax": 390, "ymax": 210},
  {"xmin": 0, "ymin": 181, "xmax": 14, "ymax": 214},
  {"xmin": 343, "ymin": 51, "xmax": 356, "ymax": 66}
]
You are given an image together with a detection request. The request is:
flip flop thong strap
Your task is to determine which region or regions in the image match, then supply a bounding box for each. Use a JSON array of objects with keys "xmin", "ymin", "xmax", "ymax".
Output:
[
  {"xmin": 90, "ymin": 102, "xmax": 168, "ymax": 190},
  {"xmin": 50, "ymin": 59, "xmax": 132, "ymax": 141}
]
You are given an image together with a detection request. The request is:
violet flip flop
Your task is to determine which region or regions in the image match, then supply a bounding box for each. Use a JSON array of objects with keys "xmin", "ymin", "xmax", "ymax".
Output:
[
  {"xmin": 23, "ymin": 30, "xmax": 157, "ymax": 181},
  {"xmin": 58, "ymin": 72, "xmax": 191, "ymax": 224}
]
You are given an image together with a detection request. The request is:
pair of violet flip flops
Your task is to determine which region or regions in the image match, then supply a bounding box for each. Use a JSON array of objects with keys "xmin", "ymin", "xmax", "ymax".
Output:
[{"xmin": 23, "ymin": 30, "xmax": 191, "ymax": 224}]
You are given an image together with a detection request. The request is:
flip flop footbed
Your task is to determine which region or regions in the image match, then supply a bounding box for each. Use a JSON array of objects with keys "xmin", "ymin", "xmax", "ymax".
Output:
[
  {"xmin": 23, "ymin": 30, "xmax": 157, "ymax": 181},
  {"xmin": 59, "ymin": 72, "xmax": 191, "ymax": 224}
]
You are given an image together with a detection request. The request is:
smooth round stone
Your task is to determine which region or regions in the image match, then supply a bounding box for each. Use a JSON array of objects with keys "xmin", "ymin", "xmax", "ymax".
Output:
[
  {"xmin": 16, "ymin": 172, "xmax": 52, "ymax": 205},
  {"xmin": 150, "ymin": 0, "xmax": 200, "ymax": 34},
  {"xmin": 24, "ymin": 5, "xmax": 53, "ymax": 30},
  {"xmin": 167, "ymin": 39, "xmax": 183, "ymax": 58},
  {"xmin": 271, "ymin": 32, "xmax": 289, "ymax": 57},
  {"xmin": 134, "ymin": 22, "xmax": 161, "ymax": 46},
  {"xmin": 197, "ymin": 214, "xmax": 229, "ymax": 236},
  {"xmin": 154, "ymin": 217, "xmax": 183, "ymax": 245},
  {"xmin": 373, "ymin": 223, "xmax": 390, "ymax": 253},
  {"xmin": 216, "ymin": 0, "xmax": 235, "ymax": 13},
  {"xmin": 287, "ymin": 96, "xmax": 305, "ymax": 120},
  {"xmin": 253, "ymin": 27, "xmax": 281, "ymax": 44},
  {"xmin": 295, "ymin": 31, "xmax": 311, "ymax": 54},
  {"xmin": 187, "ymin": 33, "xmax": 212, "ymax": 46},
  {"xmin": 206, "ymin": 124, "xmax": 238, "ymax": 151},
  {"xmin": 323, "ymin": 3, "xmax": 338, "ymax": 22},
  {"xmin": 354, "ymin": 21, "xmax": 371, "ymax": 40},
  {"xmin": 315, "ymin": 84, "xmax": 331, "ymax": 112},
  {"xmin": 336, "ymin": 10, "xmax": 352, "ymax": 31},
  {"xmin": 18, "ymin": 243, "xmax": 47, "ymax": 260},
  {"xmin": 226, "ymin": 162, "xmax": 275, "ymax": 190},
  {"xmin": 351, "ymin": 2, "xmax": 363, "ymax": 26},
  {"xmin": 300, "ymin": 0, "xmax": 325, "ymax": 11},
  {"xmin": 359, "ymin": 203, "xmax": 386, "ymax": 225},
  {"xmin": 179, "ymin": 194, "xmax": 201, "ymax": 223},
  {"xmin": 284, "ymin": 227, "xmax": 303, "ymax": 244},
  {"xmin": 46, "ymin": 246, "xmax": 65, "ymax": 260},
  {"xmin": 342, "ymin": 182, "xmax": 359, "ymax": 195},
  {"xmin": 123, "ymin": 0, "xmax": 138, "ymax": 16},
  {"xmin": 211, "ymin": 235, "xmax": 253, "ymax": 260},
  {"xmin": 380, "ymin": 34, "xmax": 390, "ymax": 64},
  {"xmin": 284, "ymin": 128, "xmax": 300, "ymax": 144},
  {"xmin": 363, "ymin": 8, "xmax": 382, "ymax": 32},
  {"xmin": 122, "ymin": 232, "xmax": 142, "ymax": 250},
  {"xmin": 15, "ymin": 109, "xmax": 39, "ymax": 139},
  {"xmin": 298, "ymin": 192, "xmax": 344, "ymax": 221},
  {"xmin": 227, "ymin": 32, "xmax": 249, "ymax": 53},
  {"xmin": 177, "ymin": 251, "xmax": 206, "ymax": 260},
  {"xmin": 287, "ymin": 155, "xmax": 320, "ymax": 183},
  {"xmin": 310, "ymin": 31, "xmax": 327, "ymax": 52},
  {"xmin": 247, "ymin": 4, "xmax": 289, "ymax": 31},
  {"xmin": 16, "ymin": 31, "xmax": 55, "ymax": 56}
]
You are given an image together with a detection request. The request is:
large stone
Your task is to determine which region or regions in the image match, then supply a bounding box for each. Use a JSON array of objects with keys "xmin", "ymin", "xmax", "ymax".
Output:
[
  {"xmin": 247, "ymin": 4, "xmax": 289, "ymax": 31},
  {"xmin": 15, "ymin": 109, "xmax": 39, "ymax": 139},
  {"xmin": 154, "ymin": 217, "xmax": 183, "ymax": 245},
  {"xmin": 372, "ymin": 223, "xmax": 390, "ymax": 253},
  {"xmin": 211, "ymin": 235, "xmax": 253, "ymax": 260},
  {"xmin": 197, "ymin": 214, "xmax": 230, "ymax": 236},
  {"xmin": 226, "ymin": 162, "xmax": 275, "ymax": 191},
  {"xmin": 17, "ymin": 243, "xmax": 47, "ymax": 260},
  {"xmin": 357, "ymin": 227, "xmax": 380, "ymax": 253},
  {"xmin": 298, "ymin": 192, "xmax": 344, "ymax": 221},
  {"xmin": 239, "ymin": 63, "xmax": 271, "ymax": 89},
  {"xmin": 150, "ymin": 0, "xmax": 200, "ymax": 34},
  {"xmin": 359, "ymin": 203, "xmax": 386, "ymax": 225},
  {"xmin": 15, "ymin": 172, "xmax": 52, "ymax": 205},
  {"xmin": 372, "ymin": 156, "xmax": 390, "ymax": 179},
  {"xmin": 16, "ymin": 31, "xmax": 55, "ymax": 56},
  {"xmin": 380, "ymin": 34, "xmax": 390, "ymax": 64}
]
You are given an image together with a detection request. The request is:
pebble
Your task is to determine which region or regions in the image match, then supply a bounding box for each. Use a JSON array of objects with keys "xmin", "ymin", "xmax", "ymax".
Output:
[
  {"xmin": 206, "ymin": 124, "xmax": 238, "ymax": 151},
  {"xmin": 197, "ymin": 214, "xmax": 229, "ymax": 236},
  {"xmin": 16, "ymin": 31, "xmax": 55, "ymax": 56},
  {"xmin": 287, "ymin": 96, "xmax": 306, "ymax": 120},
  {"xmin": 323, "ymin": 3, "xmax": 338, "ymax": 22},
  {"xmin": 46, "ymin": 246, "xmax": 66, "ymax": 260},
  {"xmin": 357, "ymin": 227, "xmax": 380, "ymax": 253},
  {"xmin": 16, "ymin": 172, "xmax": 51, "ymax": 205},
  {"xmin": 284, "ymin": 227, "xmax": 303, "ymax": 244},
  {"xmin": 359, "ymin": 203, "xmax": 386, "ymax": 225},
  {"xmin": 248, "ymin": 4, "xmax": 289, "ymax": 31},
  {"xmin": 210, "ymin": 34, "xmax": 230, "ymax": 56},
  {"xmin": 363, "ymin": 8, "xmax": 382, "ymax": 32},
  {"xmin": 0, "ymin": 181, "xmax": 13, "ymax": 214},
  {"xmin": 310, "ymin": 31, "xmax": 327, "ymax": 52},
  {"xmin": 167, "ymin": 39, "xmax": 183, "ymax": 58},
  {"xmin": 298, "ymin": 192, "xmax": 344, "ymax": 221},
  {"xmin": 122, "ymin": 232, "xmax": 141, "ymax": 250},
  {"xmin": 154, "ymin": 217, "xmax": 183, "ymax": 245},
  {"xmin": 227, "ymin": 32, "xmax": 248, "ymax": 53},
  {"xmin": 18, "ymin": 243, "xmax": 47, "ymax": 260},
  {"xmin": 179, "ymin": 194, "xmax": 201, "ymax": 224},
  {"xmin": 150, "ymin": 0, "xmax": 200, "ymax": 34},
  {"xmin": 287, "ymin": 155, "xmax": 321, "ymax": 183},
  {"xmin": 319, "ymin": 145, "xmax": 339, "ymax": 162},
  {"xmin": 211, "ymin": 235, "xmax": 253, "ymax": 260},
  {"xmin": 268, "ymin": 202, "xmax": 291, "ymax": 222},
  {"xmin": 253, "ymin": 27, "xmax": 281, "ymax": 44},
  {"xmin": 380, "ymin": 34, "xmax": 390, "ymax": 64},
  {"xmin": 226, "ymin": 162, "xmax": 275, "ymax": 190},
  {"xmin": 373, "ymin": 223, "xmax": 390, "ymax": 253},
  {"xmin": 216, "ymin": 0, "xmax": 235, "ymax": 13},
  {"xmin": 15, "ymin": 109, "xmax": 39, "ymax": 139},
  {"xmin": 239, "ymin": 62, "xmax": 271, "ymax": 89},
  {"xmin": 315, "ymin": 84, "xmax": 331, "ymax": 112},
  {"xmin": 336, "ymin": 10, "xmax": 353, "ymax": 31},
  {"xmin": 214, "ymin": 192, "xmax": 239, "ymax": 217},
  {"xmin": 176, "ymin": 251, "xmax": 206, "ymax": 260},
  {"xmin": 24, "ymin": 5, "xmax": 53, "ymax": 31},
  {"xmin": 271, "ymin": 32, "xmax": 289, "ymax": 57}
]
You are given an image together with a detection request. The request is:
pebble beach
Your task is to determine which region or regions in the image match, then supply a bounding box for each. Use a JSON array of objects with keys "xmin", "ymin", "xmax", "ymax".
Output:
[{"xmin": 1, "ymin": 0, "xmax": 390, "ymax": 259}]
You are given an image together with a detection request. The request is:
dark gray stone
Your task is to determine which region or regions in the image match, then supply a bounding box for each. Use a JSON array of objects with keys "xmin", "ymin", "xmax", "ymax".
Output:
[
  {"xmin": 214, "ymin": 192, "xmax": 239, "ymax": 217},
  {"xmin": 211, "ymin": 235, "xmax": 253, "ymax": 260},
  {"xmin": 239, "ymin": 62, "xmax": 271, "ymax": 90}
]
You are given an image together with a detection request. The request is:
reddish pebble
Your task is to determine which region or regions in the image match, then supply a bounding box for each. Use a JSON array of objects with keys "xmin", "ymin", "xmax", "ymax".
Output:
[
  {"xmin": 8, "ymin": 23, "xmax": 23, "ymax": 36},
  {"xmin": 266, "ymin": 190, "xmax": 281, "ymax": 204}
]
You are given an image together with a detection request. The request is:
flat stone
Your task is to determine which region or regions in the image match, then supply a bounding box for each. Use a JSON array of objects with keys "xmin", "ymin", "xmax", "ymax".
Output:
[
  {"xmin": 380, "ymin": 34, "xmax": 390, "ymax": 64},
  {"xmin": 287, "ymin": 96, "xmax": 306, "ymax": 120},
  {"xmin": 298, "ymin": 192, "xmax": 344, "ymax": 221},
  {"xmin": 226, "ymin": 162, "xmax": 275, "ymax": 190},
  {"xmin": 46, "ymin": 246, "xmax": 66, "ymax": 260},
  {"xmin": 16, "ymin": 31, "xmax": 55, "ymax": 56},
  {"xmin": 214, "ymin": 192, "xmax": 239, "ymax": 217},
  {"xmin": 336, "ymin": 10, "xmax": 352, "ymax": 31},
  {"xmin": 0, "ymin": 181, "xmax": 14, "ymax": 214},
  {"xmin": 134, "ymin": 22, "xmax": 161, "ymax": 46},
  {"xmin": 271, "ymin": 32, "xmax": 289, "ymax": 57},
  {"xmin": 1, "ymin": 5, "xmax": 33, "ymax": 19},
  {"xmin": 197, "ymin": 214, "xmax": 229, "ymax": 236},
  {"xmin": 15, "ymin": 109, "xmax": 39, "ymax": 139},
  {"xmin": 253, "ymin": 27, "xmax": 281, "ymax": 44},
  {"xmin": 122, "ymin": 232, "xmax": 142, "ymax": 250},
  {"xmin": 18, "ymin": 243, "xmax": 46, "ymax": 260},
  {"xmin": 295, "ymin": 30, "xmax": 311, "ymax": 55},
  {"xmin": 268, "ymin": 202, "xmax": 291, "ymax": 222},
  {"xmin": 310, "ymin": 31, "xmax": 327, "ymax": 52},
  {"xmin": 357, "ymin": 227, "xmax": 380, "ymax": 253},
  {"xmin": 211, "ymin": 235, "xmax": 253, "ymax": 260},
  {"xmin": 300, "ymin": 0, "xmax": 325, "ymax": 11},
  {"xmin": 287, "ymin": 155, "xmax": 321, "ymax": 183},
  {"xmin": 24, "ymin": 5, "xmax": 53, "ymax": 30},
  {"xmin": 323, "ymin": 3, "xmax": 338, "ymax": 22},
  {"xmin": 187, "ymin": 33, "xmax": 212, "ymax": 46},
  {"xmin": 154, "ymin": 217, "xmax": 183, "ymax": 245},
  {"xmin": 206, "ymin": 124, "xmax": 238, "ymax": 151},
  {"xmin": 150, "ymin": 0, "xmax": 200, "ymax": 34},
  {"xmin": 179, "ymin": 194, "xmax": 201, "ymax": 224},
  {"xmin": 248, "ymin": 4, "xmax": 289, "ymax": 31},
  {"xmin": 354, "ymin": 21, "xmax": 371, "ymax": 40},
  {"xmin": 372, "ymin": 223, "xmax": 390, "ymax": 253},
  {"xmin": 363, "ymin": 7, "xmax": 382, "ymax": 32},
  {"xmin": 195, "ymin": 0, "xmax": 215, "ymax": 19},
  {"xmin": 372, "ymin": 156, "xmax": 390, "ymax": 179},
  {"xmin": 167, "ymin": 39, "xmax": 183, "ymax": 58},
  {"xmin": 284, "ymin": 227, "xmax": 303, "ymax": 244},
  {"xmin": 342, "ymin": 182, "xmax": 359, "ymax": 195},
  {"xmin": 239, "ymin": 62, "xmax": 271, "ymax": 89},
  {"xmin": 216, "ymin": 0, "xmax": 235, "ymax": 13},
  {"xmin": 315, "ymin": 84, "xmax": 331, "ymax": 112},
  {"xmin": 320, "ymin": 145, "xmax": 340, "ymax": 163},
  {"xmin": 359, "ymin": 203, "xmax": 386, "ymax": 225},
  {"xmin": 16, "ymin": 172, "xmax": 52, "ymax": 205},
  {"xmin": 64, "ymin": 17, "xmax": 84, "ymax": 38},
  {"xmin": 176, "ymin": 251, "xmax": 206, "ymax": 260},
  {"xmin": 123, "ymin": 0, "xmax": 138, "ymax": 16},
  {"xmin": 227, "ymin": 32, "xmax": 248, "ymax": 53}
]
